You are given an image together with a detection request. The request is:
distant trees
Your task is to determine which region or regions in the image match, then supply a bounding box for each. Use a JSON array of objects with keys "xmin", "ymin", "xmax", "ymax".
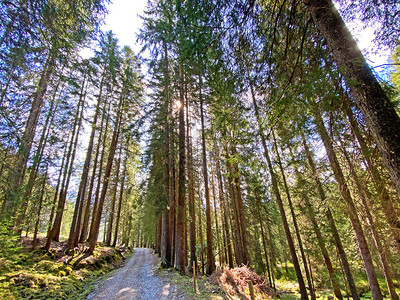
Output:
[
  {"xmin": 2, "ymin": 0, "xmax": 400, "ymax": 298},
  {"xmin": 138, "ymin": 0, "xmax": 400, "ymax": 298},
  {"xmin": 0, "ymin": 0, "xmax": 143, "ymax": 255},
  {"xmin": 0, "ymin": 0, "xmax": 108, "ymax": 219}
]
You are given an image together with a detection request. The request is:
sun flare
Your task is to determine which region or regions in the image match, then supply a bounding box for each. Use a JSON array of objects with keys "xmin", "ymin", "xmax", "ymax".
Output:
[{"xmin": 175, "ymin": 100, "xmax": 182, "ymax": 109}]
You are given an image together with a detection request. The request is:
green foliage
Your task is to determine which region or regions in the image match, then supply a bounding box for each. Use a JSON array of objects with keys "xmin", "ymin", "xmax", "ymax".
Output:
[
  {"xmin": 157, "ymin": 268, "xmax": 225, "ymax": 299},
  {"xmin": 390, "ymin": 44, "xmax": 400, "ymax": 110},
  {"xmin": 0, "ymin": 229, "xmax": 129, "ymax": 299},
  {"xmin": 0, "ymin": 222, "xmax": 21, "ymax": 258}
]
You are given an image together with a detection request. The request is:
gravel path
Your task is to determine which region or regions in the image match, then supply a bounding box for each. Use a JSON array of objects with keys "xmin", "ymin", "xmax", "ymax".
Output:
[{"xmin": 86, "ymin": 248, "xmax": 185, "ymax": 300}]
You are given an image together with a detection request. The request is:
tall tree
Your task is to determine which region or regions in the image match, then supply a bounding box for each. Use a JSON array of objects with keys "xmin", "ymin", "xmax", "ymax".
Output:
[
  {"xmin": 175, "ymin": 65, "xmax": 187, "ymax": 272},
  {"xmin": 304, "ymin": 0, "xmax": 400, "ymax": 197}
]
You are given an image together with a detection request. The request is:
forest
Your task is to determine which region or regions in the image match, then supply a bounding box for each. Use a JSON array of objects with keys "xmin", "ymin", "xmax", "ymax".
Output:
[{"xmin": 1, "ymin": 0, "xmax": 400, "ymax": 299}]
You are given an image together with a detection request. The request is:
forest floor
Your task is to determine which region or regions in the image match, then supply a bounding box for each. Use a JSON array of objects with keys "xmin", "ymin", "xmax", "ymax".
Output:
[
  {"xmin": 87, "ymin": 248, "xmax": 183, "ymax": 299},
  {"xmin": 0, "ymin": 233, "xmax": 132, "ymax": 299},
  {"xmin": 87, "ymin": 247, "xmax": 229, "ymax": 300},
  {"xmin": 0, "ymin": 233, "xmax": 380, "ymax": 299}
]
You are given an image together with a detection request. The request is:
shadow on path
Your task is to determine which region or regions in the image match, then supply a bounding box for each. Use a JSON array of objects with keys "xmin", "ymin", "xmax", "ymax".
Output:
[{"xmin": 86, "ymin": 248, "xmax": 184, "ymax": 300}]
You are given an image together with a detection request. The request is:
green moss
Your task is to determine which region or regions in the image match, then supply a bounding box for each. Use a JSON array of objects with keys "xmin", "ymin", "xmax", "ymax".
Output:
[{"xmin": 0, "ymin": 233, "xmax": 131, "ymax": 299}]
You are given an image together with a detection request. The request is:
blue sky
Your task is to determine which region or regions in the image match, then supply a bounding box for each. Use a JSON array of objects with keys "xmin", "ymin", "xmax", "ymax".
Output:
[{"xmin": 99, "ymin": 0, "xmax": 391, "ymax": 78}]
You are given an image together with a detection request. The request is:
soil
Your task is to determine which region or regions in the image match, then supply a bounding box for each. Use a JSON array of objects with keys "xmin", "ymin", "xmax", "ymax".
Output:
[{"xmin": 86, "ymin": 248, "xmax": 186, "ymax": 300}]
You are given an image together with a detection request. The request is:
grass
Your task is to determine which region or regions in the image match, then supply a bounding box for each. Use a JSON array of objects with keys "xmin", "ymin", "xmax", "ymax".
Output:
[
  {"xmin": 271, "ymin": 263, "xmax": 398, "ymax": 299},
  {"xmin": 157, "ymin": 267, "xmax": 228, "ymax": 299}
]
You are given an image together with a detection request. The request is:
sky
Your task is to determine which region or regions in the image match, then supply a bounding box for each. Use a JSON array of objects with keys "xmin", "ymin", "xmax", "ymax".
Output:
[
  {"xmin": 101, "ymin": 0, "xmax": 148, "ymax": 54},
  {"xmin": 99, "ymin": 0, "xmax": 392, "ymax": 68}
]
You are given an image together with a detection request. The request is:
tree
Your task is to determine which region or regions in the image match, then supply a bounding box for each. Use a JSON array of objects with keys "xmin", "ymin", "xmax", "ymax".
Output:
[
  {"xmin": 1, "ymin": 0, "xmax": 107, "ymax": 220},
  {"xmin": 175, "ymin": 65, "xmax": 187, "ymax": 272},
  {"xmin": 304, "ymin": 0, "xmax": 400, "ymax": 198}
]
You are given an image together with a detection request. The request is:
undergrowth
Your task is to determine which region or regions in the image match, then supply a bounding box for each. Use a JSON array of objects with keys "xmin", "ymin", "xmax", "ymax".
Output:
[
  {"xmin": 0, "ymin": 225, "xmax": 130, "ymax": 299},
  {"xmin": 157, "ymin": 267, "xmax": 227, "ymax": 299}
]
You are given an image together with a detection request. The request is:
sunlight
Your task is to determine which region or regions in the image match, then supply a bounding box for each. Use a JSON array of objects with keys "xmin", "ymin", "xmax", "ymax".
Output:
[{"xmin": 175, "ymin": 100, "xmax": 182, "ymax": 109}]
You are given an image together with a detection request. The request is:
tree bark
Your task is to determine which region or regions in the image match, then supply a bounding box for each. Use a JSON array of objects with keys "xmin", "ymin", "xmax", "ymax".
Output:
[
  {"xmin": 161, "ymin": 40, "xmax": 172, "ymax": 267},
  {"xmin": 45, "ymin": 90, "xmax": 84, "ymax": 250},
  {"xmin": 16, "ymin": 77, "xmax": 61, "ymax": 232},
  {"xmin": 255, "ymin": 192, "xmax": 274, "ymax": 290},
  {"xmin": 187, "ymin": 101, "xmax": 197, "ymax": 272},
  {"xmin": 4, "ymin": 51, "xmax": 54, "ymax": 217},
  {"xmin": 199, "ymin": 70, "xmax": 215, "ymax": 275},
  {"xmin": 225, "ymin": 156, "xmax": 242, "ymax": 266},
  {"xmin": 216, "ymin": 157, "xmax": 233, "ymax": 268},
  {"xmin": 272, "ymin": 130, "xmax": 315, "ymax": 300},
  {"xmin": 197, "ymin": 171, "xmax": 205, "ymax": 274},
  {"xmin": 290, "ymin": 155, "xmax": 343, "ymax": 299},
  {"xmin": 79, "ymin": 97, "xmax": 108, "ymax": 243},
  {"xmin": 68, "ymin": 71, "xmax": 104, "ymax": 249},
  {"xmin": 339, "ymin": 139, "xmax": 399, "ymax": 300},
  {"xmin": 313, "ymin": 104, "xmax": 383, "ymax": 299},
  {"xmin": 105, "ymin": 146, "xmax": 121, "ymax": 246},
  {"xmin": 170, "ymin": 145, "xmax": 176, "ymax": 267},
  {"xmin": 175, "ymin": 66, "xmax": 187, "ymax": 273},
  {"xmin": 88, "ymin": 92, "xmax": 123, "ymax": 253},
  {"xmin": 112, "ymin": 149, "xmax": 127, "ymax": 247},
  {"xmin": 89, "ymin": 95, "xmax": 113, "ymax": 242},
  {"xmin": 32, "ymin": 170, "xmax": 47, "ymax": 250},
  {"xmin": 344, "ymin": 100, "xmax": 400, "ymax": 249},
  {"xmin": 47, "ymin": 141, "xmax": 68, "ymax": 238},
  {"xmin": 211, "ymin": 173, "xmax": 222, "ymax": 267},
  {"xmin": 304, "ymin": 0, "xmax": 400, "ymax": 198},
  {"xmin": 250, "ymin": 77, "xmax": 308, "ymax": 299},
  {"xmin": 302, "ymin": 132, "xmax": 360, "ymax": 300},
  {"xmin": 230, "ymin": 147, "xmax": 250, "ymax": 265}
]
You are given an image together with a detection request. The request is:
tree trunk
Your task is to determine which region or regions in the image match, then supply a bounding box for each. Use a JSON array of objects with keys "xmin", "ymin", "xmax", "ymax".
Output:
[
  {"xmin": 89, "ymin": 96, "xmax": 112, "ymax": 242},
  {"xmin": 211, "ymin": 173, "xmax": 222, "ymax": 267},
  {"xmin": 302, "ymin": 131, "xmax": 360, "ymax": 300},
  {"xmin": 47, "ymin": 142, "xmax": 68, "ymax": 238},
  {"xmin": 88, "ymin": 92, "xmax": 123, "ymax": 253},
  {"xmin": 156, "ymin": 217, "xmax": 162, "ymax": 255},
  {"xmin": 216, "ymin": 155, "xmax": 233, "ymax": 268},
  {"xmin": 161, "ymin": 40, "xmax": 173, "ymax": 268},
  {"xmin": 272, "ymin": 130, "xmax": 315, "ymax": 300},
  {"xmin": 16, "ymin": 78, "xmax": 61, "ymax": 232},
  {"xmin": 339, "ymin": 139, "xmax": 399, "ymax": 300},
  {"xmin": 255, "ymin": 192, "xmax": 274, "ymax": 290},
  {"xmin": 197, "ymin": 171, "xmax": 205, "ymax": 274},
  {"xmin": 199, "ymin": 71, "xmax": 215, "ymax": 275},
  {"xmin": 225, "ymin": 155, "xmax": 243, "ymax": 266},
  {"xmin": 32, "ymin": 170, "xmax": 47, "ymax": 250},
  {"xmin": 45, "ymin": 91, "xmax": 84, "ymax": 250},
  {"xmin": 291, "ymin": 163, "xmax": 343, "ymax": 298},
  {"xmin": 230, "ymin": 147, "xmax": 250, "ymax": 265},
  {"xmin": 112, "ymin": 150, "xmax": 127, "ymax": 247},
  {"xmin": 175, "ymin": 66, "xmax": 186, "ymax": 273},
  {"xmin": 68, "ymin": 72, "xmax": 104, "ymax": 249},
  {"xmin": 313, "ymin": 104, "xmax": 383, "ymax": 299},
  {"xmin": 187, "ymin": 101, "xmax": 197, "ymax": 272},
  {"xmin": 4, "ymin": 52, "xmax": 54, "ymax": 217},
  {"xmin": 105, "ymin": 146, "xmax": 121, "ymax": 246},
  {"xmin": 344, "ymin": 100, "xmax": 400, "ymax": 249},
  {"xmin": 250, "ymin": 78, "xmax": 308, "ymax": 299},
  {"xmin": 171, "ymin": 151, "xmax": 176, "ymax": 267},
  {"xmin": 79, "ymin": 97, "xmax": 108, "ymax": 243},
  {"xmin": 304, "ymin": 0, "xmax": 400, "ymax": 198}
]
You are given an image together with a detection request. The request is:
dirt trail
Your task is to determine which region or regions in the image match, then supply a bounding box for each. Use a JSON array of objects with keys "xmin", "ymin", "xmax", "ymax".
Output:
[{"xmin": 87, "ymin": 248, "xmax": 185, "ymax": 300}]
